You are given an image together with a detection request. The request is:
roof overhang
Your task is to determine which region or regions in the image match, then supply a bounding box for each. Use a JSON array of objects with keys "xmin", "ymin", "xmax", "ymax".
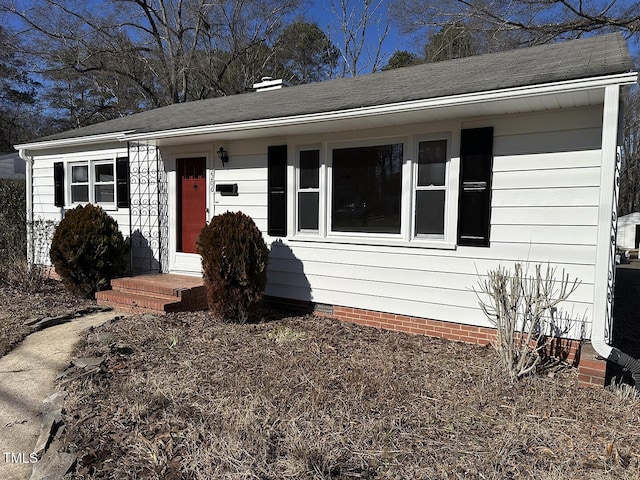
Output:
[
  {"xmin": 15, "ymin": 131, "xmax": 135, "ymax": 151},
  {"xmin": 16, "ymin": 72, "xmax": 638, "ymax": 151}
]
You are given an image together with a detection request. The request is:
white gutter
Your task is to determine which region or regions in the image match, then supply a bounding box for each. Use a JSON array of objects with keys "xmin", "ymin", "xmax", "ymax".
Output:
[
  {"xmin": 124, "ymin": 72, "xmax": 638, "ymax": 142},
  {"xmin": 18, "ymin": 149, "xmax": 33, "ymax": 264},
  {"xmin": 592, "ymin": 83, "xmax": 640, "ymax": 386},
  {"xmin": 14, "ymin": 130, "xmax": 135, "ymax": 151}
]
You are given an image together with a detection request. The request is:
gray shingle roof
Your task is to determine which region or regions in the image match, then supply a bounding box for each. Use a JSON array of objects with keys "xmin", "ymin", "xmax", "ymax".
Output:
[{"xmin": 25, "ymin": 33, "xmax": 635, "ymax": 145}]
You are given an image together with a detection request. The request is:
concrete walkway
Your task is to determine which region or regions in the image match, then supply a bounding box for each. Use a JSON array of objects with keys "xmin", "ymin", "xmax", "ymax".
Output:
[{"xmin": 0, "ymin": 312, "xmax": 117, "ymax": 480}]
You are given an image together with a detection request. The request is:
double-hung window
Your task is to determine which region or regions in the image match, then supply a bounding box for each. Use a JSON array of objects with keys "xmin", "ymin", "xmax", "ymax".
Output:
[
  {"xmin": 414, "ymin": 138, "xmax": 448, "ymax": 238},
  {"xmin": 297, "ymin": 149, "xmax": 321, "ymax": 232},
  {"xmin": 93, "ymin": 162, "xmax": 115, "ymax": 203},
  {"xmin": 70, "ymin": 164, "xmax": 90, "ymax": 203},
  {"xmin": 69, "ymin": 160, "xmax": 116, "ymax": 207}
]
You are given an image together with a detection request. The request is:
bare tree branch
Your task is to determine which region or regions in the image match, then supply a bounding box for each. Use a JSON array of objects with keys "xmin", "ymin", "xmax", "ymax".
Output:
[{"xmin": 328, "ymin": 0, "xmax": 391, "ymax": 77}]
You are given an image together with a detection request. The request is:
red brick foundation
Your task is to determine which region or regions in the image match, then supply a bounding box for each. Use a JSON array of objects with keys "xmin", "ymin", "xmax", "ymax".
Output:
[
  {"xmin": 333, "ymin": 305, "xmax": 495, "ymax": 344},
  {"xmin": 264, "ymin": 296, "xmax": 607, "ymax": 388},
  {"xmin": 575, "ymin": 342, "xmax": 608, "ymax": 388}
]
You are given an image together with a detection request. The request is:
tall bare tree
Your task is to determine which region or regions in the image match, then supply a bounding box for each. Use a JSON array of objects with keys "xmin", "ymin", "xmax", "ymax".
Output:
[
  {"xmin": 0, "ymin": 23, "xmax": 41, "ymax": 151},
  {"xmin": 1, "ymin": 0, "xmax": 302, "ymax": 127},
  {"xmin": 392, "ymin": 0, "xmax": 640, "ymax": 47},
  {"xmin": 328, "ymin": 0, "xmax": 391, "ymax": 76}
]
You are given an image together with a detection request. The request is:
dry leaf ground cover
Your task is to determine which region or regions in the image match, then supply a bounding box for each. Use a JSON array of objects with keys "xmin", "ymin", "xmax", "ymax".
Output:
[
  {"xmin": 56, "ymin": 311, "xmax": 640, "ymax": 480},
  {"xmin": 0, "ymin": 282, "xmax": 95, "ymax": 357}
]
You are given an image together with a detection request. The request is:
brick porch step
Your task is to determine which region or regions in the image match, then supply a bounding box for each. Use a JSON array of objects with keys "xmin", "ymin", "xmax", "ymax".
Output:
[{"xmin": 96, "ymin": 274, "xmax": 208, "ymax": 315}]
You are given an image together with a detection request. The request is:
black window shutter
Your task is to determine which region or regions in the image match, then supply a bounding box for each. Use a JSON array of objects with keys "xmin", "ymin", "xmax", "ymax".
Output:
[
  {"xmin": 268, "ymin": 145, "xmax": 287, "ymax": 237},
  {"xmin": 53, "ymin": 162, "xmax": 64, "ymax": 207},
  {"xmin": 458, "ymin": 127, "xmax": 494, "ymax": 247},
  {"xmin": 116, "ymin": 157, "xmax": 130, "ymax": 208}
]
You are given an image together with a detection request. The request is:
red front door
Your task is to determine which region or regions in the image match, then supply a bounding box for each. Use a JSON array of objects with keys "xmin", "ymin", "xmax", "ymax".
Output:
[{"xmin": 177, "ymin": 157, "xmax": 206, "ymax": 253}]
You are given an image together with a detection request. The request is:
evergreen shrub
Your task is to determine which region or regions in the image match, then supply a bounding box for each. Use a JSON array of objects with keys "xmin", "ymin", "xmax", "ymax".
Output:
[
  {"xmin": 49, "ymin": 204, "xmax": 128, "ymax": 297},
  {"xmin": 0, "ymin": 179, "xmax": 54, "ymax": 291},
  {"xmin": 0, "ymin": 179, "xmax": 26, "ymax": 265},
  {"xmin": 197, "ymin": 211, "xmax": 269, "ymax": 323}
]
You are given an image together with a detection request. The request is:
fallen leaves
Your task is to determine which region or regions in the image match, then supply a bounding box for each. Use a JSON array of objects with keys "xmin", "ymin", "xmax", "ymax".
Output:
[{"xmin": 48, "ymin": 311, "xmax": 640, "ymax": 479}]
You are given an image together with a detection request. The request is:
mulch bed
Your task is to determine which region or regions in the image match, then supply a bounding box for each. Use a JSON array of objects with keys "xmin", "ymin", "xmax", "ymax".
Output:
[{"xmin": 57, "ymin": 311, "xmax": 640, "ymax": 479}]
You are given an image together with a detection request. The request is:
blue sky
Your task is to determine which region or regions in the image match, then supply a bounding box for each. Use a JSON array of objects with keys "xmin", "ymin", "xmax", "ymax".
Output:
[{"xmin": 302, "ymin": 0, "xmax": 415, "ymax": 58}]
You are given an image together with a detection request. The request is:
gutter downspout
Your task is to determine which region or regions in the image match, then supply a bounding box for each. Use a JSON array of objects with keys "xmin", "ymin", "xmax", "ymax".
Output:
[
  {"xmin": 592, "ymin": 84, "xmax": 640, "ymax": 387},
  {"xmin": 18, "ymin": 148, "xmax": 34, "ymax": 265}
]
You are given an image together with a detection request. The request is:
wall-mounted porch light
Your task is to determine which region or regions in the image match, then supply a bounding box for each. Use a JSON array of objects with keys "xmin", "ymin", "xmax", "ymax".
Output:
[{"xmin": 217, "ymin": 147, "xmax": 229, "ymax": 165}]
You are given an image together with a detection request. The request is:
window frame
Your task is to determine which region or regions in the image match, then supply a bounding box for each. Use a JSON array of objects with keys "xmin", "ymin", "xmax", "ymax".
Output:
[
  {"xmin": 68, "ymin": 157, "xmax": 118, "ymax": 209},
  {"xmin": 93, "ymin": 160, "xmax": 116, "ymax": 205},
  {"xmin": 412, "ymin": 134, "xmax": 451, "ymax": 241},
  {"xmin": 295, "ymin": 146, "xmax": 323, "ymax": 234},
  {"xmin": 327, "ymin": 137, "xmax": 406, "ymax": 239},
  {"xmin": 69, "ymin": 163, "xmax": 90, "ymax": 204},
  {"xmin": 291, "ymin": 132, "xmax": 459, "ymax": 250}
]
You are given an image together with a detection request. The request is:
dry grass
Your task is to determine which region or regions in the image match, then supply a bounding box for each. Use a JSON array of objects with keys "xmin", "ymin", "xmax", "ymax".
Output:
[
  {"xmin": 0, "ymin": 281, "xmax": 95, "ymax": 357},
  {"xmin": 59, "ymin": 311, "xmax": 640, "ymax": 479}
]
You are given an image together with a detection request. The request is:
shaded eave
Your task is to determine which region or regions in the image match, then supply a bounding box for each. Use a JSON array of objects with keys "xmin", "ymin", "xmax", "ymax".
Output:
[
  {"xmin": 16, "ymin": 130, "xmax": 135, "ymax": 151},
  {"xmin": 15, "ymin": 71, "xmax": 638, "ymax": 152}
]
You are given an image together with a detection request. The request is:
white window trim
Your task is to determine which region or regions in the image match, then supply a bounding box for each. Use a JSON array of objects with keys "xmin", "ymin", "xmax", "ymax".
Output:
[
  {"xmin": 327, "ymin": 137, "xmax": 406, "ymax": 240},
  {"xmin": 295, "ymin": 146, "xmax": 323, "ymax": 235},
  {"xmin": 93, "ymin": 159, "xmax": 116, "ymax": 206},
  {"xmin": 68, "ymin": 157, "xmax": 117, "ymax": 209},
  {"xmin": 291, "ymin": 133, "xmax": 459, "ymax": 250},
  {"xmin": 411, "ymin": 134, "xmax": 452, "ymax": 242},
  {"xmin": 69, "ymin": 163, "xmax": 89, "ymax": 204}
]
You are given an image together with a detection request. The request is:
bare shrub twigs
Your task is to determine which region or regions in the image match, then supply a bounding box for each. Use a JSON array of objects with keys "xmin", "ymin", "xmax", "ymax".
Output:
[{"xmin": 475, "ymin": 263, "xmax": 581, "ymax": 382}]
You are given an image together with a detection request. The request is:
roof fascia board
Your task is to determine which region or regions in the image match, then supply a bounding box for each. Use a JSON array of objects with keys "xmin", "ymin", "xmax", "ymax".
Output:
[
  {"xmin": 126, "ymin": 72, "xmax": 638, "ymax": 142},
  {"xmin": 15, "ymin": 131, "xmax": 135, "ymax": 151}
]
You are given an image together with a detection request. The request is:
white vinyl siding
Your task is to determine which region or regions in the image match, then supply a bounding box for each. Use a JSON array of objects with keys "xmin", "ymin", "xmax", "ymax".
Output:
[
  {"xmin": 211, "ymin": 146, "xmax": 269, "ymax": 234},
  {"xmin": 267, "ymin": 240, "xmax": 596, "ymax": 331},
  {"xmin": 29, "ymin": 145, "xmax": 131, "ymax": 266},
  {"xmin": 265, "ymin": 106, "xmax": 603, "ymax": 339},
  {"xmin": 27, "ymin": 105, "xmax": 606, "ymax": 340}
]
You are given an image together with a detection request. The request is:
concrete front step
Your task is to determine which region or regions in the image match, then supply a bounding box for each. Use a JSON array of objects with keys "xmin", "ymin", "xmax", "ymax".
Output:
[{"xmin": 96, "ymin": 274, "xmax": 208, "ymax": 314}]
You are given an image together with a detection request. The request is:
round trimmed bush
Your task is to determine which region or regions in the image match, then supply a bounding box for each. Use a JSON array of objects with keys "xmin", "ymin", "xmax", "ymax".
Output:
[
  {"xmin": 50, "ymin": 204, "xmax": 128, "ymax": 298},
  {"xmin": 197, "ymin": 211, "xmax": 269, "ymax": 323}
]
